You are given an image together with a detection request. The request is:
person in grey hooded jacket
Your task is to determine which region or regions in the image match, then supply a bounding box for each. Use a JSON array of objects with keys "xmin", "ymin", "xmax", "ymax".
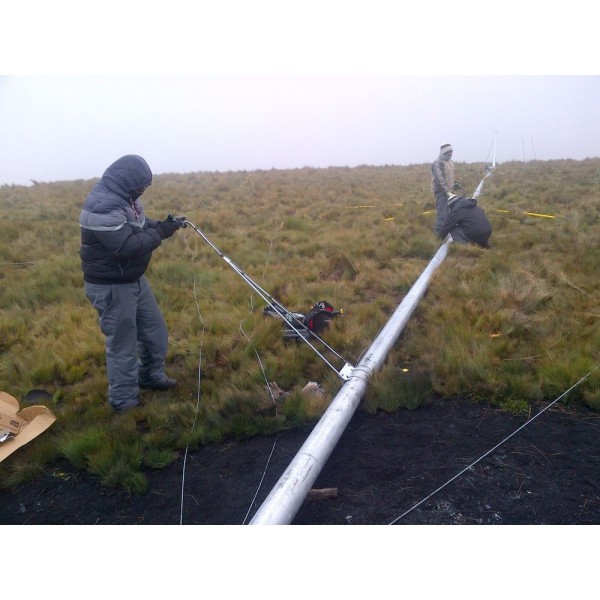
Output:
[
  {"xmin": 79, "ymin": 155, "xmax": 183, "ymax": 413},
  {"xmin": 431, "ymin": 143, "xmax": 463, "ymax": 234},
  {"xmin": 438, "ymin": 194, "xmax": 492, "ymax": 248}
]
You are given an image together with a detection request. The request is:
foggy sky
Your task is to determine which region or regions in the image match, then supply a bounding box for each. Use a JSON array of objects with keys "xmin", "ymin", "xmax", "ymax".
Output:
[
  {"xmin": 1, "ymin": 75, "xmax": 598, "ymax": 187},
  {"xmin": 2, "ymin": 2, "xmax": 598, "ymax": 187}
]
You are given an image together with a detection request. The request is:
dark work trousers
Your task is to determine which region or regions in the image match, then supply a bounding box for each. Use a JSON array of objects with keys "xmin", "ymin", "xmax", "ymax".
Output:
[
  {"xmin": 434, "ymin": 191, "xmax": 449, "ymax": 234},
  {"xmin": 447, "ymin": 224, "xmax": 470, "ymax": 243},
  {"xmin": 85, "ymin": 275, "xmax": 168, "ymax": 412}
]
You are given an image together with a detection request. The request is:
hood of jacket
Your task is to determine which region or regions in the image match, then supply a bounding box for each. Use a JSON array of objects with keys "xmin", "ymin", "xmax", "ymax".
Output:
[{"xmin": 101, "ymin": 155, "xmax": 153, "ymax": 200}]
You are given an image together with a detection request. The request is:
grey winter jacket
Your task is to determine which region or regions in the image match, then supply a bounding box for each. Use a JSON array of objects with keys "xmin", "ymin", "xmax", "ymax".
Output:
[{"xmin": 79, "ymin": 155, "xmax": 163, "ymax": 284}]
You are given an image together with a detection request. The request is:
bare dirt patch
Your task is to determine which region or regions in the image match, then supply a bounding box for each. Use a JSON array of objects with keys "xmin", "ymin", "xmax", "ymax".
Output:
[{"xmin": 1, "ymin": 397, "xmax": 599, "ymax": 525}]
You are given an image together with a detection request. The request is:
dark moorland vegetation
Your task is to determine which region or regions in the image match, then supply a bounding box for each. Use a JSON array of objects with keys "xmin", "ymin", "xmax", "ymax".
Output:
[{"xmin": 1, "ymin": 159, "xmax": 599, "ymax": 493}]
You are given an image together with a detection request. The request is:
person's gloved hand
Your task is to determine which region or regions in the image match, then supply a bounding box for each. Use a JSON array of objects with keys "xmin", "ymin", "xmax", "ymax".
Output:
[
  {"xmin": 155, "ymin": 217, "xmax": 181, "ymax": 239},
  {"xmin": 171, "ymin": 215, "xmax": 187, "ymax": 228}
]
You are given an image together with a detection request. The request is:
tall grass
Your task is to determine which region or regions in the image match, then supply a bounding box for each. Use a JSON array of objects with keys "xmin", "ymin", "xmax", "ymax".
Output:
[{"xmin": 1, "ymin": 159, "xmax": 599, "ymax": 490}]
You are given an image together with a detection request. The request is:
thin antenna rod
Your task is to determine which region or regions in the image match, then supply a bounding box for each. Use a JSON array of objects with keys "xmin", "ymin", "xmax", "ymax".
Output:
[{"xmin": 182, "ymin": 219, "xmax": 354, "ymax": 380}]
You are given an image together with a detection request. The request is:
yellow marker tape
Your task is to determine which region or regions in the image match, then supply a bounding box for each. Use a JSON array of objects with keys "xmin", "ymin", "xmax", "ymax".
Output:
[
  {"xmin": 351, "ymin": 204, "xmax": 404, "ymax": 209},
  {"xmin": 524, "ymin": 212, "xmax": 556, "ymax": 219},
  {"xmin": 496, "ymin": 208, "xmax": 557, "ymax": 219}
]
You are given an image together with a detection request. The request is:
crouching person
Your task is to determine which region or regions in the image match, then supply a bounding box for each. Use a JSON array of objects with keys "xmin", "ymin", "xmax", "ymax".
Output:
[{"xmin": 438, "ymin": 194, "xmax": 492, "ymax": 248}]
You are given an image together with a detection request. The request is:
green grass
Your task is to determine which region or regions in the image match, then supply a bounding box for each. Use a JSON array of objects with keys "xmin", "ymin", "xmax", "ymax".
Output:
[{"xmin": 1, "ymin": 159, "xmax": 599, "ymax": 490}]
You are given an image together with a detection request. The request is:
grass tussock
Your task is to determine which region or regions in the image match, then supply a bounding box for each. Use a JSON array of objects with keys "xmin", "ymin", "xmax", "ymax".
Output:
[{"xmin": 1, "ymin": 160, "xmax": 600, "ymax": 490}]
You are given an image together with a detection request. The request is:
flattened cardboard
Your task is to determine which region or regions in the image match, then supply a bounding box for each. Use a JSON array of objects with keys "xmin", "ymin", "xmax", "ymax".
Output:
[{"xmin": 0, "ymin": 391, "xmax": 56, "ymax": 462}]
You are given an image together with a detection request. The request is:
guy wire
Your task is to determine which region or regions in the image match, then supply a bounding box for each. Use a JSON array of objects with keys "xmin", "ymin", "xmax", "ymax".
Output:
[
  {"xmin": 179, "ymin": 277, "xmax": 205, "ymax": 525},
  {"xmin": 239, "ymin": 317, "xmax": 279, "ymax": 525},
  {"xmin": 240, "ymin": 228, "xmax": 280, "ymax": 524},
  {"xmin": 388, "ymin": 366, "xmax": 598, "ymax": 525}
]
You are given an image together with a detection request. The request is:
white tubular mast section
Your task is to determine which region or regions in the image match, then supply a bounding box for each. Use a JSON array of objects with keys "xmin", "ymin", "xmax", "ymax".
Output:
[
  {"xmin": 472, "ymin": 169, "xmax": 492, "ymax": 199},
  {"xmin": 250, "ymin": 238, "xmax": 452, "ymax": 525},
  {"xmin": 473, "ymin": 132, "xmax": 497, "ymax": 198}
]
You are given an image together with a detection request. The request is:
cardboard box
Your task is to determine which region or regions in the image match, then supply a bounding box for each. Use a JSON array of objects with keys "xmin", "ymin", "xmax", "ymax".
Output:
[
  {"xmin": 0, "ymin": 392, "xmax": 28, "ymax": 434},
  {"xmin": 0, "ymin": 391, "xmax": 56, "ymax": 463}
]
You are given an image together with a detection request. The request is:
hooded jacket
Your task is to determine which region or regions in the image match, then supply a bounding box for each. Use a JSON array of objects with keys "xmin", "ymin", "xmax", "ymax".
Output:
[
  {"xmin": 438, "ymin": 196, "xmax": 492, "ymax": 247},
  {"xmin": 79, "ymin": 155, "xmax": 163, "ymax": 284},
  {"xmin": 431, "ymin": 151, "xmax": 455, "ymax": 195}
]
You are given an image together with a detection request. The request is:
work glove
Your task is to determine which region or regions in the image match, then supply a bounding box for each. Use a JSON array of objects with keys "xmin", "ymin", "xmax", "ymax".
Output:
[
  {"xmin": 155, "ymin": 216, "xmax": 181, "ymax": 239},
  {"xmin": 169, "ymin": 214, "xmax": 187, "ymax": 228}
]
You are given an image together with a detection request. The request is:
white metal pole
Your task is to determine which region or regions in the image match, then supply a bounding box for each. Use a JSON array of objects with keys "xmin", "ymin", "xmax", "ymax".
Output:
[
  {"xmin": 472, "ymin": 147, "xmax": 496, "ymax": 199},
  {"xmin": 249, "ymin": 238, "xmax": 452, "ymax": 524},
  {"xmin": 250, "ymin": 159, "xmax": 495, "ymax": 525},
  {"xmin": 472, "ymin": 169, "xmax": 493, "ymax": 198}
]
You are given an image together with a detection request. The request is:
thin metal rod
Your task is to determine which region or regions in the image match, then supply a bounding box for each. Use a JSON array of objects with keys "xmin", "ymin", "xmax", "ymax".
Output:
[
  {"xmin": 249, "ymin": 238, "xmax": 452, "ymax": 524},
  {"xmin": 183, "ymin": 220, "xmax": 354, "ymax": 379}
]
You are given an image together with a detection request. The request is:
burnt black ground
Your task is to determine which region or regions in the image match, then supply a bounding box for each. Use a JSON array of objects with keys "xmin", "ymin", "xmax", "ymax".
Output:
[{"xmin": 1, "ymin": 397, "xmax": 599, "ymax": 525}]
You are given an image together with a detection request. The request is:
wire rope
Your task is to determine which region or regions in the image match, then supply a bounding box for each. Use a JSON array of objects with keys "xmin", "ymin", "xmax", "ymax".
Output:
[
  {"xmin": 387, "ymin": 367, "xmax": 598, "ymax": 524},
  {"xmin": 179, "ymin": 220, "xmax": 283, "ymax": 524},
  {"xmin": 239, "ymin": 229, "xmax": 282, "ymax": 524},
  {"xmin": 240, "ymin": 227, "xmax": 288, "ymax": 525},
  {"xmin": 238, "ymin": 317, "xmax": 280, "ymax": 525},
  {"xmin": 183, "ymin": 219, "xmax": 354, "ymax": 379},
  {"xmin": 179, "ymin": 278, "xmax": 205, "ymax": 525}
]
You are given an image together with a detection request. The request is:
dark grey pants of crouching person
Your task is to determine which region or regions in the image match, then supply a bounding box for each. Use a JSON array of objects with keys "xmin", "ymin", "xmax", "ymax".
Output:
[
  {"xmin": 447, "ymin": 224, "xmax": 470, "ymax": 243},
  {"xmin": 85, "ymin": 275, "xmax": 168, "ymax": 412}
]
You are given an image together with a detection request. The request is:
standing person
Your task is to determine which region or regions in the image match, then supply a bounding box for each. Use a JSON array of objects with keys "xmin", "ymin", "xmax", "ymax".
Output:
[
  {"xmin": 431, "ymin": 143, "xmax": 462, "ymax": 234},
  {"xmin": 438, "ymin": 194, "xmax": 492, "ymax": 248},
  {"xmin": 79, "ymin": 155, "xmax": 183, "ymax": 413}
]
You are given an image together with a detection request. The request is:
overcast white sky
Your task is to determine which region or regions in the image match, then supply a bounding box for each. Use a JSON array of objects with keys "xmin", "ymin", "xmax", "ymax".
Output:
[{"xmin": 1, "ymin": 2, "xmax": 598, "ymax": 186}]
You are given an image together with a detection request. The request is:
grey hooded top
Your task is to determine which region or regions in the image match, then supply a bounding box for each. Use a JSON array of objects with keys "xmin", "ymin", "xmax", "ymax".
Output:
[{"xmin": 431, "ymin": 151, "xmax": 455, "ymax": 195}]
